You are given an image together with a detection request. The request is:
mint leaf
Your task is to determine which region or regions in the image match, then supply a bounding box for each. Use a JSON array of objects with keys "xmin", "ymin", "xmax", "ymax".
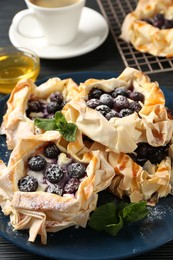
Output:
[
  {"xmin": 55, "ymin": 111, "xmax": 67, "ymax": 123},
  {"xmin": 34, "ymin": 118, "xmax": 57, "ymax": 131},
  {"xmin": 88, "ymin": 202, "xmax": 117, "ymax": 231},
  {"xmin": 120, "ymin": 201, "xmax": 149, "ymax": 222},
  {"xmin": 34, "ymin": 112, "xmax": 77, "ymax": 142},
  {"xmin": 58, "ymin": 122, "xmax": 77, "ymax": 142},
  {"xmin": 88, "ymin": 201, "xmax": 149, "ymax": 237},
  {"xmin": 104, "ymin": 216, "xmax": 123, "ymax": 236}
]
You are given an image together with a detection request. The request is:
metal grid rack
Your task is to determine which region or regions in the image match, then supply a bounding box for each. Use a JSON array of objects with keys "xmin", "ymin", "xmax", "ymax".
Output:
[{"xmin": 97, "ymin": 0, "xmax": 173, "ymax": 74}]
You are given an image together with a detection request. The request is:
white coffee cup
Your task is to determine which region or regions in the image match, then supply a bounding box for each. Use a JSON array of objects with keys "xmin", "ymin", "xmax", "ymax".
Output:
[{"xmin": 12, "ymin": 0, "xmax": 86, "ymax": 45}]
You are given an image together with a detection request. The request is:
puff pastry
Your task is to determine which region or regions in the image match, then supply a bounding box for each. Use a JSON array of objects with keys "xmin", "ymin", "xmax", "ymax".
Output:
[
  {"xmin": 0, "ymin": 77, "xmax": 80, "ymax": 150},
  {"xmin": 120, "ymin": 0, "xmax": 173, "ymax": 57},
  {"xmin": 0, "ymin": 131, "xmax": 115, "ymax": 244},
  {"xmin": 108, "ymin": 144, "xmax": 173, "ymax": 206},
  {"xmin": 63, "ymin": 67, "xmax": 173, "ymax": 153},
  {"xmin": 0, "ymin": 67, "xmax": 173, "ymax": 244}
]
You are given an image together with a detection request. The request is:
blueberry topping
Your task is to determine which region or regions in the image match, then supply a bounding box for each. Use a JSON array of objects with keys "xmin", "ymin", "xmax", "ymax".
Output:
[
  {"xmin": 162, "ymin": 19, "xmax": 173, "ymax": 29},
  {"xmin": 95, "ymin": 105, "xmax": 111, "ymax": 116},
  {"xmin": 105, "ymin": 110, "xmax": 120, "ymax": 120},
  {"xmin": 129, "ymin": 101, "xmax": 142, "ymax": 113},
  {"xmin": 67, "ymin": 162, "xmax": 86, "ymax": 179},
  {"xmin": 129, "ymin": 91, "xmax": 144, "ymax": 103},
  {"xmin": 113, "ymin": 95, "xmax": 129, "ymax": 111},
  {"xmin": 112, "ymin": 87, "xmax": 130, "ymax": 98},
  {"xmin": 50, "ymin": 92, "xmax": 63, "ymax": 104},
  {"xmin": 18, "ymin": 176, "xmax": 38, "ymax": 192},
  {"xmin": 43, "ymin": 143, "xmax": 60, "ymax": 159},
  {"xmin": 100, "ymin": 94, "xmax": 114, "ymax": 108},
  {"xmin": 86, "ymin": 85, "xmax": 145, "ymax": 120},
  {"xmin": 142, "ymin": 13, "xmax": 173, "ymax": 30},
  {"xmin": 28, "ymin": 155, "xmax": 46, "ymax": 171},
  {"xmin": 153, "ymin": 13, "xmax": 165, "ymax": 29},
  {"xmin": 129, "ymin": 153, "xmax": 147, "ymax": 166},
  {"xmin": 134, "ymin": 143, "xmax": 149, "ymax": 159},
  {"xmin": 119, "ymin": 108, "xmax": 133, "ymax": 117},
  {"xmin": 64, "ymin": 178, "xmax": 80, "ymax": 194},
  {"xmin": 88, "ymin": 88, "xmax": 104, "ymax": 99},
  {"xmin": 86, "ymin": 99, "xmax": 102, "ymax": 109},
  {"xmin": 147, "ymin": 146, "xmax": 168, "ymax": 164},
  {"xmin": 26, "ymin": 91, "xmax": 65, "ymax": 120},
  {"xmin": 46, "ymin": 184, "xmax": 63, "ymax": 195},
  {"xmin": 45, "ymin": 164, "xmax": 64, "ymax": 183},
  {"xmin": 129, "ymin": 142, "xmax": 169, "ymax": 166},
  {"xmin": 47, "ymin": 101, "xmax": 62, "ymax": 114},
  {"xmin": 27, "ymin": 100, "xmax": 42, "ymax": 112}
]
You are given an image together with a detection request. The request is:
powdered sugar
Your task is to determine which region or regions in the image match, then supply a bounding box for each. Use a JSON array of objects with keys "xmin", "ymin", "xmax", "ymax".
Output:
[
  {"xmin": 0, "ymin": 137, "xmax": 11, "ymax": 164},
  {"xmin": 145, "ymin": 205, "xmax": 167, "ymax": 223}
]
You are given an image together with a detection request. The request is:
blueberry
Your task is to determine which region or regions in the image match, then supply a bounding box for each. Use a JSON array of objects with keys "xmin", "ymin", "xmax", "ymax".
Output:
[
  {"xmin": 43, "ymin": 143, "xmax": 60, "ymax": 159},
  {"xmin": 47, "ymin": 101, "xmax": 62, "ymax": 114},
  {"xmin": 112, "ymin": 87, "xmax": 130, "ymax": 98},
  {"xmin": 113, "ymin": 95, "xmax": 129, "ymax": 111},
  {"xmin": 134, "ymin": 143, "xmax": 149, "ymax": 159},
  {"xmin": 147, "ymin": 146, "xmax": 168, "ymax": 164},
  {"xmin": 133, "ymin": 142, "xmax": 168, "ymax": 165},
  {"xmin": 129, "ymin": 142, "xmax": 151, "ymax": 166},
  {"xmin": 129, "ymin": 101, "xmax": 142, "ymax": 113},
  {"xmin": 67, "ymin": 162, "xmax": 86, "ymax": 179},
  {"xmin": 105, "ymin": 110, "xmax": 120, "ymax": 120},
  {"xmin": 128, "ymin": 153, "xmax": 147, "ymax": 166},
  {"xmin": 129, "ymin": 91, "xmax": 144, "ymax": 103},
  {"xmin": 142, "ymin": 13, "xmax": 173, "ymax": 30},
  {"xmin": 88, "ymin": 88, "xmax": 104, "ymax": 99},
  {"xmin": 27, "ymin": 100, "xmax": 42, "ymax": 112},
  {"xmin": 64, "ymin": 178, "xmax": 80, "ymax": 194},
  {"xmin": 153, "ymin": 13, "xmax": 165, "ymax": 29},
  {"xmin": 46, "ymin": 184, "xmax": 63, "ymax": 196},
  {"xmin": 18, "ymin": 176, "xmax": 38, "ymax": 192},
  {"xmin": 45, "ymin": 164, "xmax": 64, "ymax": 183},
  {"xmin": 86, "ymin": 99, "xmax": 102, "ymax": 109},
  {"xmin": 28, "ymin": 155, "xmax": 46, "ymax": 171},
  {"xmin": 100, "ymin": 94, "xmax": 114, "ymax": 108},
  {"xmin": 95, "ymin": 104, "xmax": 111, "ymax": 116},
  {"xmin": 163, "ymin": 19, "xmax": 173, "ymax": 29},
  {"xmin": 50, "ymin": 92, "xmax": 63, "ymax": 104},
  {"xmin": 119, "ymin": 108, "xmax": 134, "ymax": 117}
]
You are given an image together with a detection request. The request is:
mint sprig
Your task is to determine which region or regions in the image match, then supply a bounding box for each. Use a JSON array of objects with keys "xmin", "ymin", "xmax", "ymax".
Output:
[
  {"xmin": 34, "ymin": 111, "xmax": 77, "ymax": 142},
  {"xmin": 88, "ymin": 201, "xmax": 149, "ymax": 236}
]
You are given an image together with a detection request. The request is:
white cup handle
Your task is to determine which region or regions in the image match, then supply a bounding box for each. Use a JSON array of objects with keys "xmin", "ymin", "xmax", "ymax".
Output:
[{"xmin": 12, "ymin": 9, "xmax": 44, "ymax": 38}]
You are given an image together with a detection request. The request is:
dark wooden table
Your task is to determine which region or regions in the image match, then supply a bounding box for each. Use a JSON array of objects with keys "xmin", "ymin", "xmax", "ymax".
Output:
[{"xmin": 1, "ymin": 0, "xmax": 173, "ymax": 259}]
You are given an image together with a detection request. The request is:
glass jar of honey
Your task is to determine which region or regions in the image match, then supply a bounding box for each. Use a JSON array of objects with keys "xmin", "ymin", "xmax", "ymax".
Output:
[{"xmin": 0, "ymin": 46, "xmax": 40, "ymax": 94}]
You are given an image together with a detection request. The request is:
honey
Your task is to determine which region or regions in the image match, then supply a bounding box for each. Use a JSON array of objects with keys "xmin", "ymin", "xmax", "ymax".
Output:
[{"xmin": 0, "ymin": 47, "xmax": 40, "ymax": 94}]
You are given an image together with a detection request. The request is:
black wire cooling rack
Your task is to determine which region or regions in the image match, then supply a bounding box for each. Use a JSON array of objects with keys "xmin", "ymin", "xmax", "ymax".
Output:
[{"xmin": 97, "ymin": 0, "xmax": 173, "ymax": 74}]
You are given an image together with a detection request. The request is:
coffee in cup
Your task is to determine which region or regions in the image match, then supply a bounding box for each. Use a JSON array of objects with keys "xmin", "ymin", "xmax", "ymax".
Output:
[{"xmin": 29, "ymin": 0, "xmax": 80, "ymax": 8}]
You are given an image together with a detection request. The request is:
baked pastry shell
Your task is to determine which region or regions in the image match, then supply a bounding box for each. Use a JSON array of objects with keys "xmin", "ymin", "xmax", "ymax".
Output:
[
  {"xmin": 0, "ymin": 77, "xmax": 80, "ymax": 150},
  {"xmin": 63, "ymin": 67, "xmax": 173, "ymax": 153},
  {"xmin": 0, "ymin": 131, "xmax": 115, "ymax": 244},
  {"xmin": 120, "ymin": 0, "xmax": 173, "ymax": 57}
]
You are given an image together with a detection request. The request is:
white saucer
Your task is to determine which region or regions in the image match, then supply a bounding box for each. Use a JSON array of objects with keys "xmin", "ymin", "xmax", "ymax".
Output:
[{"xmin": 9, "ymin": 7, "xmax": 109, "ymax": 59}]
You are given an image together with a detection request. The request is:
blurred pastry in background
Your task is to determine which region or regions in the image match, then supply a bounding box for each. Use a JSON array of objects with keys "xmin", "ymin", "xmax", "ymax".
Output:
[{"xmin": 120, "ymin": 0, "xmax": 173, "ymax": 57}]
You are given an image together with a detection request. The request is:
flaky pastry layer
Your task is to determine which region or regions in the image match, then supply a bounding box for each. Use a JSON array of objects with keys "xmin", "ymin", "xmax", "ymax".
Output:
[{"xmin": 120, "ymin": 0, "xmax": 173, "ymax": 57}]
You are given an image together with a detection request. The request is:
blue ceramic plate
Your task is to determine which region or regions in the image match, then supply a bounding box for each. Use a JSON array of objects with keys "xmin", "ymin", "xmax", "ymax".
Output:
[{"xmin": 0, "ymin": 71, "xmax": 173, "ymax": 260}]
